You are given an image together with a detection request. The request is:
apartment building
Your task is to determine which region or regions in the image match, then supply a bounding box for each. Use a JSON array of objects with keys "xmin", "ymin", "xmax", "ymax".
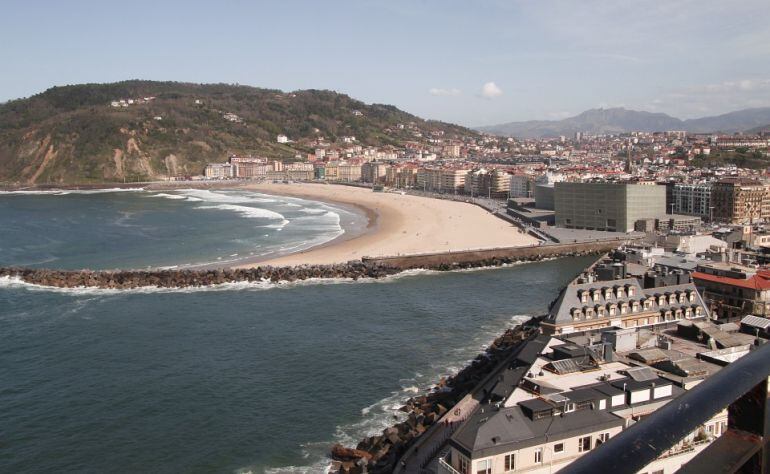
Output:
[
  {"xmin": 540, "ymin": 278, "xmax": 709, "ymax": 335},
  {"xmin": 361, "ymin": 161, "xmax": 389, "ymax": 183},
  {"xmin": 385, "ymin": 166, "xmax": 418, "ymax": 188},
  {"xmin": 692, "ymin": 263, "xmax": 770, "ymax": 319},
  {"xmin": 465, "ymin": 168, "xmax": 511, "ymax": 198},
  {"xmin": 417, "ymin": 168, "xmax": 468, "ymax": 193},
  {"xmin": 710, "ymin": 178, "xmax": 770, "ymax": 224},
  {"xmin": 204, "ymin": 163, "xmax": 234, "ymax": 179},
  {"xmin": 337, "ymin": 164, "xmax": 362, "ymax": 182},
  {"xmin": 234, "ymin": 162, "xmax": 269, "ymax": 178},
  {"xmin": 670, "ymin": 183, "xmax": 712, "ymax": 218},
  {"xmin": 444, "ymin": 334, "xmax": 727, "ymax": 474}
]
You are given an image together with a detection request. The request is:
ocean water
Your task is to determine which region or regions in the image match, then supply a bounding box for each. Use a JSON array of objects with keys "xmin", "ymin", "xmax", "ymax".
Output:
[
  {"xmin": 0, "ymin": 190, "xmax": 594, "ymax": 473},
  {"xmin": 0, "ymin": 188, "xmax": 361, "ymax": 269}
]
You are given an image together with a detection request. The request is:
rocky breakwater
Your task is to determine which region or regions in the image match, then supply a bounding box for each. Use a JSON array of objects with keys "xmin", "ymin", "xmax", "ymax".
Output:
[
  {"xmin": 0, "ymin": 248, "xmax": 607, "ymax": 290},
  {"xmin": 0, "ymin": 262, "xmax": 402, "ymax": 289},
  {"xmin": 330, "ymin": 318, "xmax": 540, "ymax": 474}
]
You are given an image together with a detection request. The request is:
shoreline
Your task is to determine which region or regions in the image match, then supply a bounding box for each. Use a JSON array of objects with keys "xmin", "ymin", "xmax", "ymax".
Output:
[
  {"xmin": 3, "ymin": 180, "xmax": 533, "ymax": 268},
  {"xmin": 232, "ymin": 182, "xmax": 538, "ymax": 266}
]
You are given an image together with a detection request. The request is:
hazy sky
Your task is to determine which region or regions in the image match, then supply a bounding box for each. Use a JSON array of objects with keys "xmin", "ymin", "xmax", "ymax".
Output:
[{"xmin": 2, "ymin": 0, "xmax": 769, "ymax": 126}]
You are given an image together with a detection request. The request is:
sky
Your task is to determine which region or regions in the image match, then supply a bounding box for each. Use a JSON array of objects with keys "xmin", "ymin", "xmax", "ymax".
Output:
[{"xmin": 1, "ymin": 0, "xmax": 769, "ymax": 126}]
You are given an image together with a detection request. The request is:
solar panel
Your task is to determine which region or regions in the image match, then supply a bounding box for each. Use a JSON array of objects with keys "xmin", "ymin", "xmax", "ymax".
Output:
[
  {"xmin": 626, "ymin": 366, "xmax": 658, "ymax": 382},
  {"xmin": 543, "ymin": 393, "xmax": 569, "ymax": 404},
  {"xmin": 546, "ymin": 358, "xmax": 582, "ymax": 375},
  {"xmin": 741, "ymin": 315, "xmax": 770, "ymax": 330}
]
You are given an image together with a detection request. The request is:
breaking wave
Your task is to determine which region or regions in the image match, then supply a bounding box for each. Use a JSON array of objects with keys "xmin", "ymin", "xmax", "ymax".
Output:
[
  {"xmin": 196, "ymin": 204, "xmax": 290, "ymax": 228},
  {"xmin": 0, "ymin": 187, "xmax": 145, "ymax": 195}
]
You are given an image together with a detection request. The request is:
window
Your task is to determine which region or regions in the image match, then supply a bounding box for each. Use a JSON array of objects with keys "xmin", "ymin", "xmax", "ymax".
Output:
[
  {"xmin": 534, "ymin": 448, "xmax": 543, "ymax": 464},
  {"xmin": 504, "ymin": 453, "xmax": 516, "ymax": 471},
  {"xmin": 476, "ymin": 459, "xmax": 491, "ymax": 474},
  {"xmin": 596, "ymin": 432, "xmax": 610, "ymax": 446},
  {"xmin": 554, "ymin": 443, "xmax": 564, "ymax": 453},
  {"xmin": 651, "ymin": 470, "xmax": 664, "ymax": 474},
  {"xmin": 459, "ymin": 456, "xmax": 470, "ymax": 474},
  {"xmin": 578, "ymin": 436, "xmax": 592, "ymax": 452}
]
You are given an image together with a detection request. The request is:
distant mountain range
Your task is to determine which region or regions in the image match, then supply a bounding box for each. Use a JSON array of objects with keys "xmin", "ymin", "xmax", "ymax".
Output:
[{"xmin": 477, "ymin": 107, "xmax": 770, "ymax": 138}]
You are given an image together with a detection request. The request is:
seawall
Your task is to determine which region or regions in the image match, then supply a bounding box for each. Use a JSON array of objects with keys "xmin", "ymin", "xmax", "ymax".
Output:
[{"xmin": 362, "ymin": 239, "xmax": 636, "ymax": 269}]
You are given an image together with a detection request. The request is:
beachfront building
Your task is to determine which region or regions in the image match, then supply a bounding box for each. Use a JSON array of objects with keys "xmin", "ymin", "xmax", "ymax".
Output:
[
  {"xmin": 465, "ymin": 168, "xmax": 510, "ymax": 198},
  {"xmin": 540, "ymin": 278, "xmax": 709, "ymax": 335},
  {"xmin": 385, "ymin": 165, "xmax": 418, "ymax": 188},
  {"xmin": 234, "ymin": 162, "xmax": 270, "ymax": 178},
  {"xmin": 284, "ymin": 162, "xmax": 314, "ymax": 181},
  {"xmin": 443, "ymin": 334, "xmax": 727, "ymax": 474},
  {"xmin": 204, "ymin": 163, "xmax": 234, "ymax": 179},
  {"xmin": 337, "ymin": 163, "xmax": 362, "ymax": 182},
  {"xmin": 416, "ymin": 167, "xmax": 468, "ymax": 193},
  {"xmin": 361, "ymin": 161, "xmax": 389, "ymax": 184},
  {"xmin": 554, "ymin": 182, "xmax": 666, "ymax": 232}
]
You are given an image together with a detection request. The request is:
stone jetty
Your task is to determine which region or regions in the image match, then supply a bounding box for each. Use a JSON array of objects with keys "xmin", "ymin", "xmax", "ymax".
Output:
[{"xmin": 0, "ymin": 249, "xmax": 605, "ymax": 290}]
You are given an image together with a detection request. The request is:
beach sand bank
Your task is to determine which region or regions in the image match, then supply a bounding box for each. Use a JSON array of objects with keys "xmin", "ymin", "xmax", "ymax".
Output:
[{"xmin": 223, "ymin": 182, "xmax": 538, "ymax": 266}]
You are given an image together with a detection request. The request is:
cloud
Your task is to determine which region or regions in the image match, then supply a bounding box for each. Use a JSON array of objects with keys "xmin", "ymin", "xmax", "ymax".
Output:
[
  {"xmin": 480, "ymin": 81, "xmax": 503, "ymax": 99},
  {"xmin": 428, "ymin": 87, "xmax": 461, "ymax": 96},
  {"xmin": 652, "ymin": 77, "xmax": 770, "ymax": 117}
]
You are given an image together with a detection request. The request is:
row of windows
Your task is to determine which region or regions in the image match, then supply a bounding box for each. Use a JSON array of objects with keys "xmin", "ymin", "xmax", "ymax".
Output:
[
  {"xmin": 571, "ymin": 303, "xmax": 702, "ymax": 321},
  {"xmin": 465, "ymin": 432, "xmax": 611, "ymax": 473},
  {"xmin": 577, "ymin": 289, "xmax": 696, "ymax": 307}
]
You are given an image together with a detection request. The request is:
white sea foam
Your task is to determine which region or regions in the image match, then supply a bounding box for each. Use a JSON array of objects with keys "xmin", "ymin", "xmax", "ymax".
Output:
[
  {"xmin": 197, "ymin": 204, "xmax": 290, "ymax": 228},
  {"xmin": 176, "ymin": 189, "xmax": 276, "ymax": 204},
  {"xmin": 0, "ymin": 187, "xmax": 145, "ymax": 195},
  {"xmin": 298, "ymin": 208, "xmax": 328, "ymax": 215},
  {"xmin": 150, "ymin": 192, "xmax": 187, "ymax": 200}
]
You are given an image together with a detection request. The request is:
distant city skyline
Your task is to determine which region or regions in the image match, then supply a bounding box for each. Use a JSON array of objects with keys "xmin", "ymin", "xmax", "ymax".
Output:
[{"xmin": 1, "ymin": 0, "xmax": 769, "ymax": 126}]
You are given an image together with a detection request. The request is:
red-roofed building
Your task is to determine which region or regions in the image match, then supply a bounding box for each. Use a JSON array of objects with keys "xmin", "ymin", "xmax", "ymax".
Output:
[{"xmin": 691, "ymin": 265, "xmax": 770, "ymax": 319}]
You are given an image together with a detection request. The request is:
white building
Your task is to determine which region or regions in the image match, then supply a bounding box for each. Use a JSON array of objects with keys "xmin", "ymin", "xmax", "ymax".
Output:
[
  {"xmin": 204, "ymin": 163, "xmax": 234, "ymax": 179},
  {"xmin": 277, "ymin": 134, "xmax": 289, "ymax": 144}
]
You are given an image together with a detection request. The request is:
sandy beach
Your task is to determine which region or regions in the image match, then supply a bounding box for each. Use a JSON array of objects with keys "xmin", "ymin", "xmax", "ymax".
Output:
[{"xmin": 222, "ymin": 182, "xmax": 538, "ymax": 266}]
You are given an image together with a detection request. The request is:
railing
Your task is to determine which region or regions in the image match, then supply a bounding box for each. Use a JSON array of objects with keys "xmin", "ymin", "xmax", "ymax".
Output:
[
  {"xmin": 560, "ymin": 340, "xmax": 770, "ymax": 474},
  {"xmin": 437, "ymin": 455, "xmax": 463, "ymax": 474}
]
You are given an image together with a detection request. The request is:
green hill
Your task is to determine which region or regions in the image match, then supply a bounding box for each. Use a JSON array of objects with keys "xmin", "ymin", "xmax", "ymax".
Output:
[{"xmin": 0, "ymin": 80, "xmax": 475, "ymax": 184}]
